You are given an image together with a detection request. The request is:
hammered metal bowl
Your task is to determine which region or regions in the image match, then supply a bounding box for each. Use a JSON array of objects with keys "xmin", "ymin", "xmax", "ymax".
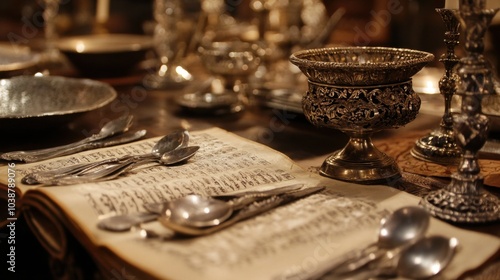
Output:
[
  {"xmin": 290, "ymin": 46, "xmax": 433, "ymax": 184},
  {"xmin": 57, "ymin": 34, "xmax": 153, "ymax": 77},
  {"xmin": 289, "ymin": 46, "xmax": 434, "ymax": 86},
  {"xmin": 0, "ymin": 75, "xmax": 116, "ymax": 132}
]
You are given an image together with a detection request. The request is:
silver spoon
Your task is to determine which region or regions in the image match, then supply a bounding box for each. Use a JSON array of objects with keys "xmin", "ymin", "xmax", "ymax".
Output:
[
  {"xmin": 159, "ymin": 186, "xmax": 325, "ymax": 236},
  {"xmin": 162, "ymin": 189, "xmax": 272, "ymax": 228},
  {"xmin": 397, "ymin": 235, "xmax": 458, "ymax": 279},
  {"xmin": 1, "ymin": 115, "xmax": 134, "ymax": 162},
  {"xmin": 163, "ymin": 194, "xmax": 234, "ymax": 228},
  {"xmin": 162, "ymin": 185, "xmax": 323, "ymax": 229},
  {"xmin": 143, "ymin": 183, "xmax": 306, "ymax": 214},
  {"xmin": 40, "ymin": 146, "xmax": 200, "ymax": 185},
  {"xmin": 335, "ymin": 235, "xmax": 458, "ymax": 280},
  {"xmin": 98, "ymin": 183, "xmax": 305, "ymax": 232},
  {"xmin": 329, "ymin": 206, "xmax": 430, "ymax": 275},
  {"xmin": 21, "ymin": 130, "xmax": 147, "ymax": 185},
  {"xmin": 23, "ymin": 129, "xmax": 189, "ymax": 185}
]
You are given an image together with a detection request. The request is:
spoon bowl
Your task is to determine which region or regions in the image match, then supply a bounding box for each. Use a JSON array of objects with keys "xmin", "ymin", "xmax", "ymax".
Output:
[
  {"xmin": 397, "ymin": 235, "xmax": 458, "ymax": 279},
  {"xmin": 164, "ymin": 193, "xmax": 232, "ymax": 228},
  {"xmin": 94, "ymin": 115, "xmax": 134, "ymax": 141},
  {"xmin": 378, "ymin": 206, "xmax": 431, "ymax": 248},
  {"xmin": 330, "ymin": 206, "xmax": 430, "ymax": 275},
  {"xmin": 151, "ymin": 130, "xmax": 190, "ymax": 158},
  {"xmin": 160, "ymin": 146, "xmax": 200, "ymax": 165}
]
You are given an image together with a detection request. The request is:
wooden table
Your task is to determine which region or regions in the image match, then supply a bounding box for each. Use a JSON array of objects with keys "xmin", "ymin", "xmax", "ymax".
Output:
[{"xmin": 1, "ymin": 58, "xmax": 498, "ymax": 279}]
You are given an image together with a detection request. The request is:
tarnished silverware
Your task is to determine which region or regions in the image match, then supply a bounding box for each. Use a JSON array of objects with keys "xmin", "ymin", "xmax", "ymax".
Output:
[
  {"xmin": 158, "ymin": 186, "xmax": 325, "ymax": 236},
  {"xmin": 318, "ymin": 236, "xmax": 457, "ymax": 280},
  {"xmin": 22, "ymin": 130, "xmax": 189, "ymax": 185},
  {"xmin": 20, "ymin": 130, "xmax": 147, "ymax": 185},
  {"xmin": 322, "ymin": 206, "xmax": 430, "ymax": 276},
  {"xmin": 34, "ymin": 146, "xmax": 199, "ymax": 186},
  {"xmin": 143, "ymin": 183, "xmax": 305, "ymax": 214},
  {"xmin": 1, "ymin": 115, "xmax": 134, "ymax": 162},
  {"xmin": 97, "ymin": 183, "xmax": 306, "ymax": 232}
]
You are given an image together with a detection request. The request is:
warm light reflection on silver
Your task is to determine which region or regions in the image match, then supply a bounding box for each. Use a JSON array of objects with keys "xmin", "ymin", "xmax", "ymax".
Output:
[{"xmin": 431, "ymin": 262, "xmax": 442, "ymax": 274}]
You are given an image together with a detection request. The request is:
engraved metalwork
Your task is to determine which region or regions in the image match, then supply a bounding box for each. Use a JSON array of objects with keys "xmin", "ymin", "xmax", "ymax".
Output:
[
  {"xmin": 421, "ymin": 0, "xmax": 500, "ymax": 223},
  {"xmin": 411, "ymin": 8, "xmax": 462, "ymax": 165},
  {"xmin": 290, "ymin": 47, "xmax": 434, "ymax": 184},
  {"xmin": 289, "ymin": 47, "xmax": 433, "ymax": 86}
]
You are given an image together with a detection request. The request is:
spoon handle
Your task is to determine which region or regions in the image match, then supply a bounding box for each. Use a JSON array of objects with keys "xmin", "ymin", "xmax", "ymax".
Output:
[
  {"xmin": 326, "ymin": 245, "xmax": 386, "ymax": 275},
  {"xmin": 17, "ymin": 130, "xmax": 146, "ymax": 165},
  {"xmin": 21, "ymin": 131, "xmax": 148, "ymax": 185},
  {"xmin": 1, "ymin": 116, "xmax": 133, "ymax": 162},
  {"xmin": 142, "ymin": 183, "xmax": 305, "ymax": 215},
  {"xmin": 42, "ymin": 157, "xmax": 158, "ymax": 185}
]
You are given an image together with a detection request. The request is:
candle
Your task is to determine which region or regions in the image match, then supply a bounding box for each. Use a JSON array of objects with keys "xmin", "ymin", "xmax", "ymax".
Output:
[
  {"xmin": 96, "ymin": 0, "xmax": 110, "ymax": 24},
  {"xmin": 445, "ymin": 0, "xmax": 459, "ymax": 9}
]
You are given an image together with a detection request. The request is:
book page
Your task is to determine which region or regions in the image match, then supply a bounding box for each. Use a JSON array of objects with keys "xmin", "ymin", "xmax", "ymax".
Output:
[{"xmin": 1, "ymin": 127, "xmax": 499, "ymax": 280}]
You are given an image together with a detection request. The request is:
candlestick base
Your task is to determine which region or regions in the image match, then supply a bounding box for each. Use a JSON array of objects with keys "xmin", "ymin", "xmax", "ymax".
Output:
[
  {"xmin": 420, "ymin": 174, "xmax": 500, "ymax": 223},
  {"xmin": 411, "ymin": 129, "xmax": 462, "ymax": 165}
]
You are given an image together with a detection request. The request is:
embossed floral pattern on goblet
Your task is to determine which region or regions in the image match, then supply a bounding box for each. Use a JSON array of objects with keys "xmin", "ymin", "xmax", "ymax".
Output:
[{"xmin": 290, "ymin": 47, "xmax": 434, "ymax": 184}]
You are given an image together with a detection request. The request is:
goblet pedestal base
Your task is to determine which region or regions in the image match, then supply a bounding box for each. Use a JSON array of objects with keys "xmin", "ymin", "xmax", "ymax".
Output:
[
  {"xmin": 420, "ymin": 174, "xmax": 500, "ymax": 223},
  {"xmin": 411, "ymin": 129, "xmax": 462, "ymax": 165},
  {"xmin": 320, "ymin": 137, "xmax": 401, "ymax": 184}
]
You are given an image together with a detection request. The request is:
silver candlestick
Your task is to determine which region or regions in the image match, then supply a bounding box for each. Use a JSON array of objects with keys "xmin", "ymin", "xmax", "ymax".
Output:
[
  {"xmin": 421, "ymin": 0, "xmax": 500, "ymax": 223},
  {"xmin": 411, "ymin": 8, "xmax": 462, "ymax": 165}
]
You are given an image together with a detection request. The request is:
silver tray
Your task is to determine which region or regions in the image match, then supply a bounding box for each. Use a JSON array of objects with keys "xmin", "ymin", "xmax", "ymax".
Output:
[{"xmin": 0, "ymin": 75, "xmax": 116, "ymax": 132}]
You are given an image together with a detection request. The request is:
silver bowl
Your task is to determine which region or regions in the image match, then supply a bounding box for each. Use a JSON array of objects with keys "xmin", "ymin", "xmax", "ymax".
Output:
[
  {"xmin": 57, "ymin": 34, "xmax": 153, "ymax": 77},
  {"xmin": 0, "ymin": 75, "xmax": 116, "ymax": 132},
  {"xmin": 290, "ymin": 46, "xmax": 434, "ymax": 184}
]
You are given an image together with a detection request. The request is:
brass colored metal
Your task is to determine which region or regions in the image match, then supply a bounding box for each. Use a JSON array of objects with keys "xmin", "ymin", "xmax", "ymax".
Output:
[{"xmin": 290, "ymin": 47, "xmax": 434, "ymax": 184}]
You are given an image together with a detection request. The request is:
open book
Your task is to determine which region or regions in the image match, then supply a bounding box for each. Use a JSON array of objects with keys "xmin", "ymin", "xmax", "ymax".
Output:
[{"xmin": 0, "ymin": 127, "xmax": 498, "ymax": 279}]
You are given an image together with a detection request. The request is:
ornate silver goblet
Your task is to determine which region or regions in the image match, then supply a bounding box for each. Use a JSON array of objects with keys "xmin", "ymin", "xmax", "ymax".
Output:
[
  {"xmin": 290, "ymin": 47, "xmax": 434, "ymax": 184},
  {"xmin": 176, "ymin": 41, "xmax": 262, "ymax": 115}
]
